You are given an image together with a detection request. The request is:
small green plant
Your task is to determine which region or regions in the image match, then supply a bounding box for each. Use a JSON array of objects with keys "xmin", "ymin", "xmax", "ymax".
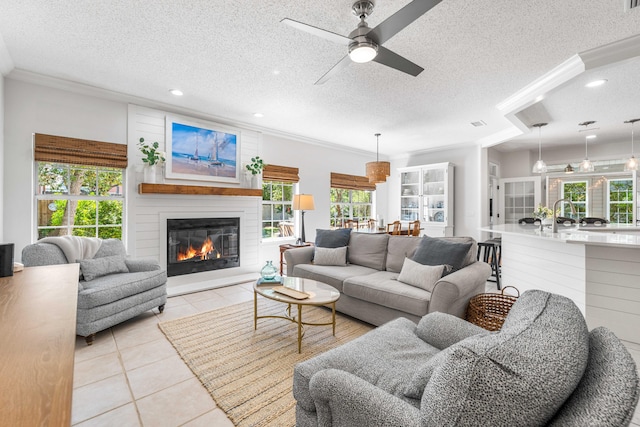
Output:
[
  {"xmin": 246, "ymin": 156, "xmax": 265, "ymax": 175},
  {"xmin": 532, "ymin": 204, "xmax": 558, "ymax": 219},
  {"xmin": 138, "ymin": 137, "xmax": 165, "ymax": 166}
]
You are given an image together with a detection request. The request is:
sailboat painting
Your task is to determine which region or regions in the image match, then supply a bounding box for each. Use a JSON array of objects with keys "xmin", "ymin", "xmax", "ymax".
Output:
[{"xmin": 165, "ymin": 117, "xmax": 240, "ymax": 183}]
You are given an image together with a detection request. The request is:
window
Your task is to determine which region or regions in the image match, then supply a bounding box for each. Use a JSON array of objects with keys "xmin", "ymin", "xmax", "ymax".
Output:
[
  {"xmin": 561, "ymin": 181, "xmax": 587, "ymax": 220},
  {"xmin": 261, "ymin": 180, "xmax": 294, "ymax": 238},
  {"xmin": 330, "ymin": 188, "xmax": 372, "ymax": 227},
  {"xmin": 36, "ymin": 163, "xmax": 124, "ymax": 239},
  {"xmin": 608, "ymin": 179, "xmax": 633, "ymax": 224}
]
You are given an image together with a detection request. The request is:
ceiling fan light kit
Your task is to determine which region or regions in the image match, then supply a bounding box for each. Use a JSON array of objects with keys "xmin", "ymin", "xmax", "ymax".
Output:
[
  {"xmin": 366, "ymin": 133, "xmax": 390, "ymax": 184},
  {"xmin": 282, "ymin": 0, "xmax": 439, "ymax": 84},
  {"xmin": 531, "ymin": 123, "xmax": 548, "ymax": 174}
]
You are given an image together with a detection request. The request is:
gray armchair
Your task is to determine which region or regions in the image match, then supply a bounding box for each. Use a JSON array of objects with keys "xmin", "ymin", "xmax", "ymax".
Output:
[
  {"xmin": 22, "ymin": 238, "xmax": 167, "ymax": 345},
  {"xmin": 294, "ymin": 290, "xmax": 639, "ymax": 426}
]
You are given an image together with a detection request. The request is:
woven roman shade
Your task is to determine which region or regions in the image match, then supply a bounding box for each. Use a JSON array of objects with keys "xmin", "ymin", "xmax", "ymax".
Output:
[
  {"xmin": 34, "ymin": 133, "xmax": 128, "ymax": 168},
  {"xmin": 263, "ymin": 164, "xmax": 299, "ymax": 183},
  {"xmin": 330, "ymin": 172, "xmax": 376, "ymax": 191}
]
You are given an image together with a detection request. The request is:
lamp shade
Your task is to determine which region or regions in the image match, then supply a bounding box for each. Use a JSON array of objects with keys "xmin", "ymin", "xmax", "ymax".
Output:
[
  {"xmin": 366, "ymin": 161, "xmax": 391, "ymax": 183},
  {"xmin": 293, "ymin": 194, "xmax": 315, "ymax": 211}
]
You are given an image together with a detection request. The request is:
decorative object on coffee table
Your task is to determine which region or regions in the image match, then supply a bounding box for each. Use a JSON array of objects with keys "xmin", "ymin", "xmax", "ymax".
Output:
[{"xmin": 260, "ymin": 260, "xmax": 278, "ymax": 280}]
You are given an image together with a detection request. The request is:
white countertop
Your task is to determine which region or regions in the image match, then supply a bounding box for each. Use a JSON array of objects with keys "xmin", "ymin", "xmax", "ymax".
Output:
[{"xmin": 480, "ymin": 223, "xmax": 640, "ymax": 248}]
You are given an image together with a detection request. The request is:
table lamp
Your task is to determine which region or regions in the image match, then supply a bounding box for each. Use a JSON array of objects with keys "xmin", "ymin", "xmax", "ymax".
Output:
[{"xmin": 293, "ymin": 194, "xmax": 315, "ymax": 244}]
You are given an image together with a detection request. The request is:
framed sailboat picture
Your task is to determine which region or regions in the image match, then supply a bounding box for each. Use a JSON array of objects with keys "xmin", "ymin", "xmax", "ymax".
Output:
[{"xmin": 165, "ymin": 116, "xmax": 240, "ymax": 183}]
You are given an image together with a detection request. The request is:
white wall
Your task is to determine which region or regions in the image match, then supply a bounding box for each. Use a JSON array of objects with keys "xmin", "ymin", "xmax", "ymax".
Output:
[
  {"xmin": 258, "ymin": 133, "xmax": 382, "ymax": 267},
  {"xmin": 388, "ymin": 144, "xmax": 483, "ymax": 240},
  {"xmin": 4, "ymin": 79, "xmax": 127, "ymax": 258},
  {"xmin": 3, "ymin": 78, "xmax": 382, "ymax": 288}
]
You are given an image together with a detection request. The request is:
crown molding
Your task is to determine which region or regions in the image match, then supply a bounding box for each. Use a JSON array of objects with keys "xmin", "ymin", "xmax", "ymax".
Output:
[{"xmin": 6, "ymin": 69, "xmax": 377, "ymax": 158}]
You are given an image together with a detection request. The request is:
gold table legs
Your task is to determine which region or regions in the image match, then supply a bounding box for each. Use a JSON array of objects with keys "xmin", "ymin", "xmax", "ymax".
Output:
[{"xmin": 254, "ymin": 291, "xmax": 337, "ymax": 353}]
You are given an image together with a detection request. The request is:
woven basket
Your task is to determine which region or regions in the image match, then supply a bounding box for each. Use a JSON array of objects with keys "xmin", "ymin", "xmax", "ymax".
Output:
[{"xmin": 465, "ymin": 286, "xmax": 520, "ymax": 331}]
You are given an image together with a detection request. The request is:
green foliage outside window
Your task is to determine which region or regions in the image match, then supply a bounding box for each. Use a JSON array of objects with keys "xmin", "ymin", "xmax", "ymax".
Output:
[
  {"xmin": 330, "ymin": 188, "xmax": 372, "ymax": 227},
  {"xmin": 609, "ymin": 179, "xmax": 633, "ymax": 224},
  {"xmin": 562, "ymin": 181, "xmax": 587, "ymax": 220},
  {"xmin": 262, "ymin": 181, "xmax": 294, "ymax": 238},
  {"xmin": 36, "ymin": 163, "xmax": 124, "ymax": 239}
]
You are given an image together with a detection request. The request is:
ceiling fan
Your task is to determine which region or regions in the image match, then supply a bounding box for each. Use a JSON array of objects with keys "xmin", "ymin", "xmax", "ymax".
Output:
[{"xmin": 282, "ymin": 0, "xmax": 442, "ymax": 85}]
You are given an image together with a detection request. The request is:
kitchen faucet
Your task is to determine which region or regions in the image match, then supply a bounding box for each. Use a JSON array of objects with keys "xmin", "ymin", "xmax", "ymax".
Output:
[{"xmin": 552, "ymin": 198, "xmax": 576, "ymax": 233}]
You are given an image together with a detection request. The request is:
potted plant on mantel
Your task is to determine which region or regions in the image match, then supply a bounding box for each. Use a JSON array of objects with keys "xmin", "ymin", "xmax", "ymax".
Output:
[
  {"xmin": 245, "ymin": 156, "xmax": 265, "ymax": 189},
  {"xmin": 138, "ymin": 138, "xmax": 165, "ymax": 184}
]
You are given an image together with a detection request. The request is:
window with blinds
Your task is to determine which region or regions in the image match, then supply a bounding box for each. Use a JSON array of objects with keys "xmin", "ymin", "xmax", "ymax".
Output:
[
  {"xmin": 34, "ymin": 133, "xmax": 127, "ymax": 239},
  {"xmin": 330, "ymin": 173, "xmax": 374, "ymax": 228},
  {"xmin": 262, "ymin": 164, "xmax": 299, "ymax": 239}
]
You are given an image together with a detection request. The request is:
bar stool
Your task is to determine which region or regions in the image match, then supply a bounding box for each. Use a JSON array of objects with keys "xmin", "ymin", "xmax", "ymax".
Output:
[{"xmin": 477, "ymin": 238, "xmax": 501, "ymax": 290}]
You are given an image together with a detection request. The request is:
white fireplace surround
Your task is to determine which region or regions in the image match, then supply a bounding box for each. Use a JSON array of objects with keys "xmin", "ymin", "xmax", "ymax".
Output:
[{"xmin": 158, "ymin": 210, "xmax": 260, "ymax": 296}]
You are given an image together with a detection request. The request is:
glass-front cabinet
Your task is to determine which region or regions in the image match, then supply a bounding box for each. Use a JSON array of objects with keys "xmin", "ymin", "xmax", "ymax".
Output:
[{"xmin": 399, "ymin": 162, "xmax": 454, "ymax": 236}]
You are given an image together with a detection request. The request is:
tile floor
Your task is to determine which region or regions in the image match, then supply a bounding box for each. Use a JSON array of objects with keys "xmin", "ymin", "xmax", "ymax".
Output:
[{"xmin": 73, "ymin": 281, "xmax": 640, "ymax": 426}]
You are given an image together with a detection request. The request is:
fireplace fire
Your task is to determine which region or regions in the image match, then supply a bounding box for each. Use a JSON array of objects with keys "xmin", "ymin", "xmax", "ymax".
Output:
[{"xmin": 167, "ymin": 217, "xmax": 240, "ymax": 277}]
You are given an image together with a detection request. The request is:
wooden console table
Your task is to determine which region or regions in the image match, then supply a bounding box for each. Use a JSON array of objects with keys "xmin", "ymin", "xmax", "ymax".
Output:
[{"xmin": 0, "ymin": 264, "xmax": 79, "ymax": 426}]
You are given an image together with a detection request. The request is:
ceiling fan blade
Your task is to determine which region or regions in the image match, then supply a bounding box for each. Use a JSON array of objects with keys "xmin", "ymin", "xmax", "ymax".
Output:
[
  {"xmin": 281, "ymin": 18, "xmax": 351, "ymax": 46},
  {"xmin": 373, "ymin": 46, "xmax": 424, "ymax": 77},
  {"xmin": 367, "ymin": 0, "xmax": 442, "ymax": 45},
  {"xmin": 315, "ymin": 55, "xmax": 351, "ymax": 85}
]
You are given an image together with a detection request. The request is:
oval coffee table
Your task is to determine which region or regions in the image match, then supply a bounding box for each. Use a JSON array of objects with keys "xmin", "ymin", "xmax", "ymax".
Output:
[{"xmin": 253, "ymin": 277, "xmax": 340, "ymax": 353}]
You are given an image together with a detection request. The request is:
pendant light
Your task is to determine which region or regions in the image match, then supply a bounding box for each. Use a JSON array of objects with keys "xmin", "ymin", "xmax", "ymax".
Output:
[
  {"xmin": 531, "ymin": 123, "xmax": 548, "ymax": 173},
  {"xmin": 578, "ymin": 121, "xmax": 596, "ymax": 172},
  {"xmin": 366, "ymin": 133, "xmax": 390, "ymax": 184},
  {"xmin": 624, "ymin": 118, "xmax": 640, "ymax": 172}
]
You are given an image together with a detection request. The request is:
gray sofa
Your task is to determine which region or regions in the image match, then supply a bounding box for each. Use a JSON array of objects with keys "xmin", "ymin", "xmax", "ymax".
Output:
[
  {"xmin": 284, "ymin": 232, "xmax": 492, "ymax": 326},
  {"xmin": 294, "ymin": 289, "xmax": 640, "ymax": 426},
  {"xmin": 22, "ymin": 238, "xmax": 167, "ymax": 345}
]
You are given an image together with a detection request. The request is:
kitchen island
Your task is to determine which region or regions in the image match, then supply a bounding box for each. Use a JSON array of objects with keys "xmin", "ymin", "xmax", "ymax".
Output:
[{"xmin": 481, "ymin": 223, "xmax": 640, "ymax": 344}]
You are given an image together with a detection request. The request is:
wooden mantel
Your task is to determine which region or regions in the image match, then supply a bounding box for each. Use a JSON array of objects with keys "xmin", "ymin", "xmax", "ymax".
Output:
[{"xmin": 138, "ymin": 183, "xmax": 262, "ymax": 197}]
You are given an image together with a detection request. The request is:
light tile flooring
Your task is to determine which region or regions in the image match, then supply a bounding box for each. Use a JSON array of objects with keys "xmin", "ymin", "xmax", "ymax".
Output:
[{"xmin": 73, "ymin": 281, "xmax": 640, "ymax": 426}]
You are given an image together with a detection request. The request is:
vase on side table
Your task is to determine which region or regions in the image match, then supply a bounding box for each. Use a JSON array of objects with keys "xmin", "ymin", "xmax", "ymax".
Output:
[{"xmin": 143, "ymin": 164, "xmax": 157, "ymax": 184}]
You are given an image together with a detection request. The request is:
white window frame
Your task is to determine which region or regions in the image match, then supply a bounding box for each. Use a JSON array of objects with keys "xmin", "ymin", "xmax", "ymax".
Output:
[
  {"xmin": 607, "ymin": 178, "xmax": 634, "ymax": 224},
  {"xmin": 261, "ymin": 180, "xmax": 296, "ymax": 241},
  {"xmin": 330, "ymin": 188, "xmax": 374, "ymax": 228},
  {"xmin": 560, "ymin": 180, "xmax": 588, "ymax": 219},
  {"xmin": 34, "ymin": 162, "xmax": 125, "ymax": 239}
]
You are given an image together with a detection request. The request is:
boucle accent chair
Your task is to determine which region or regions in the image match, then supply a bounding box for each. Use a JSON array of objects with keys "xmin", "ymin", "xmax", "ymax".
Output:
[
  {"xmin": 22, "ymin": 238, "xmax": 167, "ymax": 345},
  {"xmin": 293, "ymin": 290, "xmax": 640, "ymax": 426}
]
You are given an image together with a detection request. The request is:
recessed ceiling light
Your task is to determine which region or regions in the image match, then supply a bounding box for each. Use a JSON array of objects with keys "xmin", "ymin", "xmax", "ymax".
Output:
[
  {"xmin": 169, "ymin": 89, "xmax": 183, "ymax": 96},
  {"xmin": 273, "ymin": 70, "xmax": 281, "ymax": 75},
  {"xmin": 586, "ymin": 134, "xmax": 597, "ymax": 139},
  {"xmin": 585, "ymin": 79, "xmax": 607, "ymax": 88},
  {"xmin": 253, "ymin": 113, "xmax": 264, "ymax": 118}
]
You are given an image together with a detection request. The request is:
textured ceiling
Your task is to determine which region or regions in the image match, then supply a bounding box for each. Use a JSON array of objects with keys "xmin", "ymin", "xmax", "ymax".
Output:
[{"xmin": 0, "ymin": 0, "xmax": 639, "ymax": 155}]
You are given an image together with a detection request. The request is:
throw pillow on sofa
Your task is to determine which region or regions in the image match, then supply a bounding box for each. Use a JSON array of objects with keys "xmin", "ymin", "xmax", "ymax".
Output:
[
  {"xmin": 412, "ymin": 236, "xmax": 471, "ymax": 275},
  {"xmin": 78, "ymin": 255, "xmax": 129, "ymax": 281},
  {"xmin": 315, "ymin": 228, "xmax": 352, "ymax": 248},
  {"xmin": 314, "ymin": 246, "xmax": 348, "ymax": 266},
  {"xmin": 397, "ymin": 257, "xmax": 444, "ymax": 292}
]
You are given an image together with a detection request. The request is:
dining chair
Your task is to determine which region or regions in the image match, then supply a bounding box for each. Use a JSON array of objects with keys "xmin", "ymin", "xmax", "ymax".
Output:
[
  {"xmin": 345, "ymin": 219, "xmax": 359, "ymax": 229},
  {"xmin": 408, "ymin": 220, "xmax": 421, "ymax": 236},
  {"xmin": 387, "ymin": 221, "xmax": 401, "ymax": 235}
]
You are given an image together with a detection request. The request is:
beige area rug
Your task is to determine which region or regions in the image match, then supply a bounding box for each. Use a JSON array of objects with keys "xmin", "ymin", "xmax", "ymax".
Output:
[{"xmin": 158, "ymin": 298, "xmax": 373, "ymax": 427}]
